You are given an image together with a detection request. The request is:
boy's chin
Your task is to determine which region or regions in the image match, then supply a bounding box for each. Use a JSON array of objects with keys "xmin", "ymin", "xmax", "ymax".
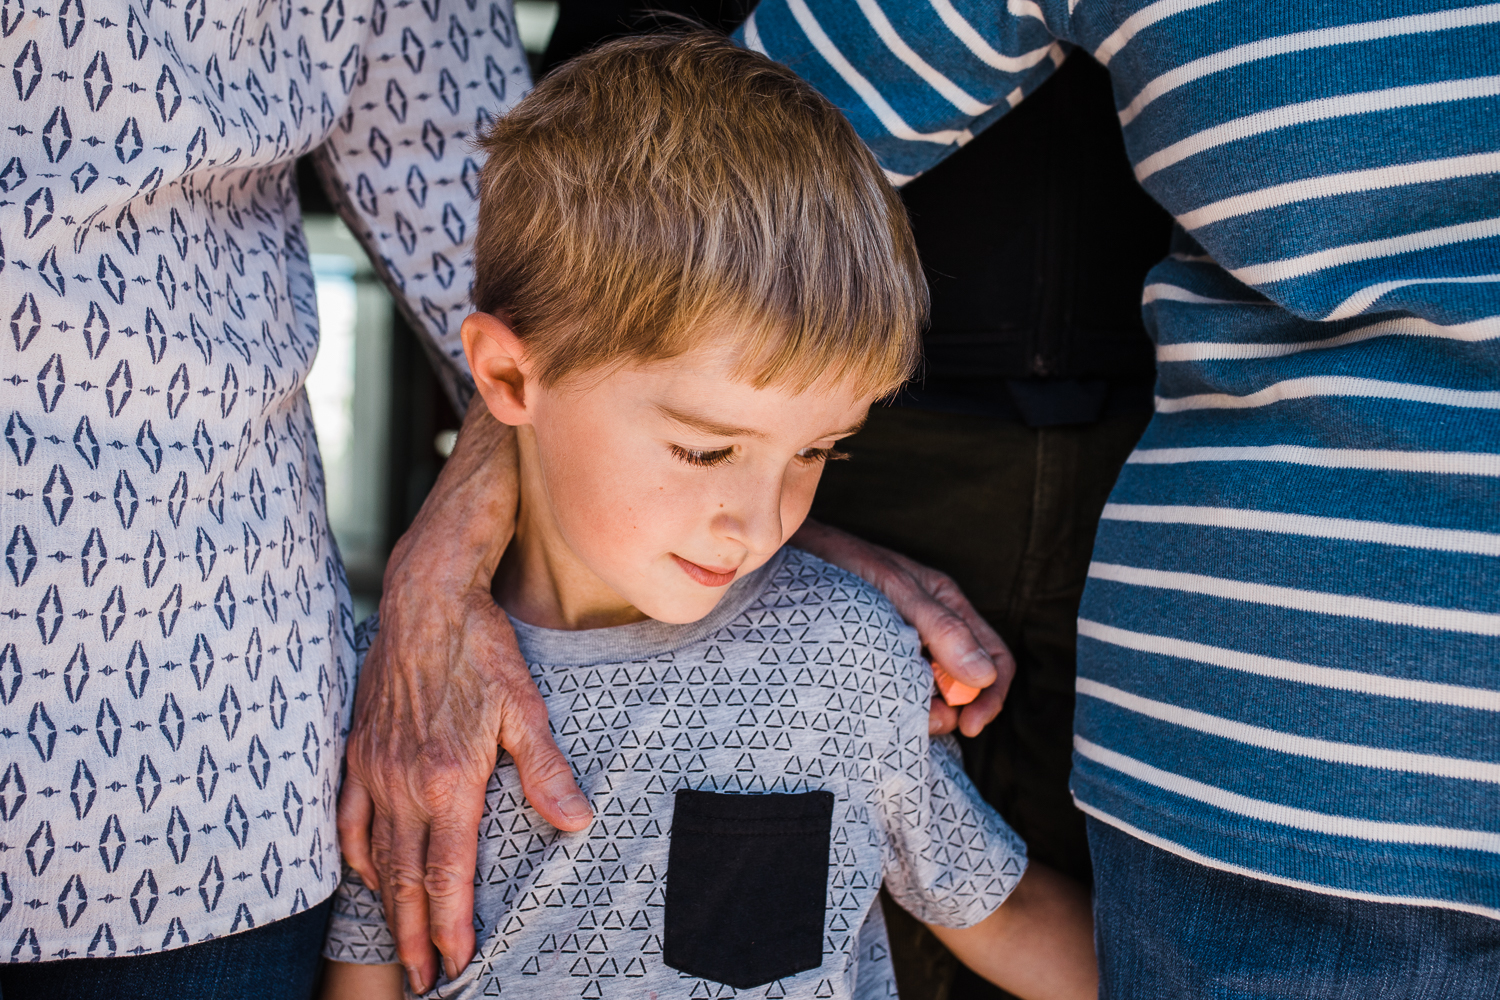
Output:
[{"xmin": 628, "ymin": 587, "xmax": 730, "ymax": 627}]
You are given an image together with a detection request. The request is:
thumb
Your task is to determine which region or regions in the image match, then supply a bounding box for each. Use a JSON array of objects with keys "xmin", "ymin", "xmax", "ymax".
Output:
[{"xmin": 502, "ymin": 696, "xmax": 592, "ymax": 832}]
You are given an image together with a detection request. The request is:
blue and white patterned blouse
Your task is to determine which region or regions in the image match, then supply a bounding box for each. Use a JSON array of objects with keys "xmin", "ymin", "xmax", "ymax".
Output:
[{"xmin": 0, "ymin": 0, "xmax": 525, "ymax": 960}]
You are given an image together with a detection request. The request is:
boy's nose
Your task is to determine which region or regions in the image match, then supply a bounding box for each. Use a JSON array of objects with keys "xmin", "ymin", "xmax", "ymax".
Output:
[{"xmin": 713, "ymin": 477, "xmax": 786, "ymax": 556}]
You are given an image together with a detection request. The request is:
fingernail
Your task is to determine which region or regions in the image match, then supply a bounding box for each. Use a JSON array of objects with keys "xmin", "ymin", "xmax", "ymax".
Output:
[
  {"xmin": 557, "ymin": 793, "xmax": 592, "ymax": 822},
  {"xmin": 960, "ymin": 649, "xmax": 996, "ymax": 681},
  {"xmin": 407, "ymin": 966, "xmax": 427, "ymax": 994},
  {"xmin": 443, "ymin": 956, "xmax": 460, "ymax": 981},
  {"xmin": 961, "ymin": 648, "xmax": 995, "ymax": 670}
]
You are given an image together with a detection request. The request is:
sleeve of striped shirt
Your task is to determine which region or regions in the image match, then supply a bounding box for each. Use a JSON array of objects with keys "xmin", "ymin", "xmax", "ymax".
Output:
[{"xmin": 734, "ymin": 0, "xmax": 1069, "ymax": 182}]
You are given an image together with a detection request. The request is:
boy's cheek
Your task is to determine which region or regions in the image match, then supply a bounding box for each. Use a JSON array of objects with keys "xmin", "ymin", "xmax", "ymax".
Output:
[{"xmin": 777, "ymin": 464, "xmax": 824, "ymax": 542}]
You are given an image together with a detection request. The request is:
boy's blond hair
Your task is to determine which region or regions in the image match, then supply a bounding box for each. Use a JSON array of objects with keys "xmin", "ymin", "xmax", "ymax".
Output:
[{"xmin": 471, "ymin": 30, "xmax": 925, "ymax": 398}]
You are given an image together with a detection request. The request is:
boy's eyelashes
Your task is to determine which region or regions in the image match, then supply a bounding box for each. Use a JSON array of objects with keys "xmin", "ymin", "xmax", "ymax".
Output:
[
  {"xmin": 796, "ymin": 446, "xmax": 850, "ymax": 464},
  {"xmin": 667, "ymin": 444, "xmax": 851, "ymax": 469},
  {"xmin": 670, "ymin": 444, "xmax": 735, "ymax": 468}
]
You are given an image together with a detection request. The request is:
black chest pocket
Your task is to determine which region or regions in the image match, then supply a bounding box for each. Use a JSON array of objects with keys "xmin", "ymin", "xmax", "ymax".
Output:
[{"xmin": 663, "ymin": 789, "xmax": 834, "ymax": 989}]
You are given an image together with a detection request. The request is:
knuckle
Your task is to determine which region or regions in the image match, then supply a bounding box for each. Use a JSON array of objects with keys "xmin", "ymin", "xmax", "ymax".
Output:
[
  {"xmin": 524, "ymin": 755, "xmax": 576, "ymax": 788},
  {"xmin": 931, "ymin": 608, "xmax": 971, "ymax": 636},
  {"xmin": 384, "ymin": 869, "xmax": 429, "ymax": 906},
  {"xmin": 424, "ymin": 865, "xmax": 473, "ymax": 899}
]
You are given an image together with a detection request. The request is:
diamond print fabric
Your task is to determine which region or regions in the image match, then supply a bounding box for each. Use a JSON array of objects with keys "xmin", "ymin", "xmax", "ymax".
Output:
[
  {"xmin": 0, "ymin": 0, "xmax": 528, "ymax": 961},
  {"xmin": 325, "ymin": 548, "xmax": 1027, "ymax": 999}
]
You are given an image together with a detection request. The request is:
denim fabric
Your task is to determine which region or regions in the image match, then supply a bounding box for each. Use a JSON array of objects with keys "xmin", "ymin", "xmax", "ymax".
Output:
[
  {"xmin": 1090, "ymin": 819, "xmax": 1500, "ymax": 1000},
  {"xmin": 0, "ymin": 898, "xmax": 331, "ymax": 1000}
]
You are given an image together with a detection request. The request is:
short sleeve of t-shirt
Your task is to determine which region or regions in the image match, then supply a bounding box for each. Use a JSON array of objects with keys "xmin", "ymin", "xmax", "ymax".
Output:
[
  {"xmin": 874, "ymin": 718, "xmax": 1028, "ymax": 929},
  {"xmin": 324, "ymin": 866, "xmax": 398, "ymax": 964}
]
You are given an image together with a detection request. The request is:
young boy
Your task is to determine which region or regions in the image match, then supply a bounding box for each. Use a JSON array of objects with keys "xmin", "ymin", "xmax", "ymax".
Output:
[{"xmin": 322, "ymin": 31, "xmax": 1096, "ymax": 1000}]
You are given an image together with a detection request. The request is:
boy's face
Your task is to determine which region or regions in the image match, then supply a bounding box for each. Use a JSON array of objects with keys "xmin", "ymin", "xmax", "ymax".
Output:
[{"xmin": 468, "ymin": 313, "xmax": 872, "ymax": 625}]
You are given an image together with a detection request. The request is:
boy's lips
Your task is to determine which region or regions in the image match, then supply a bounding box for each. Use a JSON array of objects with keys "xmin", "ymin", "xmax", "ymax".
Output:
[{"xmin": 672, "ymin": 554, "xmax": 738, "ymax": 587}]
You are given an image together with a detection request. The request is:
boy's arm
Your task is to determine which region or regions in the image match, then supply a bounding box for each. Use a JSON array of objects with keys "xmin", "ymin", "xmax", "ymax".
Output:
[
  {"xmin": 320, "ymin": 961, "xmax": 406, "ymax": 1000},
  {"xmin": 926, "ymin": 863, "xmax": 1098, "ymax": 1000}
]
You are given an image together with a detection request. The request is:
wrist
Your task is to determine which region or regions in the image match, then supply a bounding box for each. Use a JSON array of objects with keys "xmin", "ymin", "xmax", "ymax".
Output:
[{"xmin": 791, "ymin": 519, "xmax": 890, "ymax": 583}]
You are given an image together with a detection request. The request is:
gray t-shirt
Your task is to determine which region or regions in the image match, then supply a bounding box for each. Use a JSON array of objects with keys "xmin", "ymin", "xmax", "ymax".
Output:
[{"xmin": 324, "ymin": 548, "xmax": 1026, "ymax": 998}]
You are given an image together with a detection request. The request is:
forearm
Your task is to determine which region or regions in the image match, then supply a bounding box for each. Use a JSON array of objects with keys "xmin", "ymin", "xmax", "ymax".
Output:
[
  {"xmin": 733, "ymin": 0, "xmax": 1061, "ymax": 181},
  {"xmin": 926, "ymin": 864, "xmax": 1097, "ymax": 1000},
  {"xmin": 386, "ymin": 394, "xmax": 518, "ymax": 596}
]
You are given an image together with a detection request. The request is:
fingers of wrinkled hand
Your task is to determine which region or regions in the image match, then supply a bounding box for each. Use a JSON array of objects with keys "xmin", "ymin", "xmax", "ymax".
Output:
[
  {"xmin": 958, "ymin": 679, "xmax": 1005, "ymax": 738},
  {"xmin": 894, "ymin": 577, "xmax": 997, "ymax": 690},
  {"xmin": 383, "ymin": 818, "xmax": 439, "ymax": 994},
  {"xmin": 950, "ymin": 596, "xmax": 1016, "ymax": 698},
  {"xmin": 505, "ymin": 690, "xmax": 591, "ymax": 832},
  {"xmin": 425, "ymin": 805, "xmax": 484, "ymax": 979},
  {"xmin": 928, "ymin": 696, "xmax": 959, "ymax": 736},
  {"xmin": 336, "ymin": 774, "xmax": 379, "ymax": 891}
]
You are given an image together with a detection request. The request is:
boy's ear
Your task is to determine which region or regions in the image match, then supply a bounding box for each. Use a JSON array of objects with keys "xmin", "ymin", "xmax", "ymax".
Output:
[{"xmin": 461, "ymin": 311, "xmax": 533, "ymax": 426}]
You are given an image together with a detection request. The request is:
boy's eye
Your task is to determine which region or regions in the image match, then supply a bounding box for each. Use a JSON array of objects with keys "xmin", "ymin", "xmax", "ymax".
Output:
[
  {"xmin": 670, "ymin": 444, "xmax": 735, "ymax": 468},
  {"xmin": 795, "ymin": 447, "xmax": 850, "ymax": 465}
]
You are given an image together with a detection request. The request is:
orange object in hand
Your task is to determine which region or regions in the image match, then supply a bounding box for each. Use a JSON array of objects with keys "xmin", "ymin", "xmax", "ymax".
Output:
[{"xmin": 932, "ymin": 662, "xmax": 980, "ymax": 707}]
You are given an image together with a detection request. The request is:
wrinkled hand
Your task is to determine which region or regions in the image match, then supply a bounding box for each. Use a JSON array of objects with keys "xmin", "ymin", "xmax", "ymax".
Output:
[
  {"xmin": 338, "ymin": 402, "xmax": 591, "ymax": 995},
  {"xmin": 790, "ymin": 519, "xmax": 1014, "ymax": 736}
]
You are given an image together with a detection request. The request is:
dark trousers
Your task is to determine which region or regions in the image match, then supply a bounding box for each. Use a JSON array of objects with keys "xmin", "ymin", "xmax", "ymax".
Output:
[
  {"xmin": 0, "ymin": 897, "xmax": 332, "ymax": 1000},
  {"xmin": 810, "ymin": 404, "xmax": 1150, "ymax": 1000}
]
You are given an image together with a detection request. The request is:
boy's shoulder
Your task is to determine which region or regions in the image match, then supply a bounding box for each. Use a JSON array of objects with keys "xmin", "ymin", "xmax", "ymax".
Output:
[{"xmin": 718, "ymin": 546, "xmax": 928, "ymax": 688}]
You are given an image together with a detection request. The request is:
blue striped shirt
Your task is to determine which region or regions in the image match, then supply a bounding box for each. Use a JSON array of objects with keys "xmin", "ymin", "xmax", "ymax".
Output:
[{"xmin": 736, "ymin": 0, "xmax": 1500, "ymax": 916}]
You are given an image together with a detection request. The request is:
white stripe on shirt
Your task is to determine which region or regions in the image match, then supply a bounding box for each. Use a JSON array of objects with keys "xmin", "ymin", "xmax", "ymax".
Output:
[
  {"xmin": 1088, "ymin": 561, "xmax": 1500, "ymax": 635},
  {"xmin": 1077, "ymin": 618, "xmax": 1500, "ymax": 710},
  {"xmin": 1134, "ymin": 76, "xmax": 1500, "ymax": 182},
  {"xmin": 1077, "ymin": 678, "xmax": 1500, "ymax": 783},
  {"xmin": 1154, "ymin": 375, "xmax": 1500, "ymax": 413},
  {"xmin": 1177, "ymin": 152, "xmax": 1500, "ymax": 230},
  {"xmin": 1325, "ymin": 273, "xmax": 1500, "ymax": 320},
  {"xmin": 1075, "ymin": 737, "xmax": 1500, "ymax": 851},
  {"xmin": 1141, "ymin": 282, "xmax": 1271, "ymax": 306},
  {"xmin": 1231, "ymin": 216, "xmax": 1500, "ymax": 287},
  {"xmin": 784, "ymin": 0, "xmax": 974, "ymax": 145},
  {"xmin": 1156, "ymin": 314, "xmax": 1500, "ymax": 361},
  {"xmin": 926, "ymin": 0, "xmax": 1056, "ymax": 72},
  {"xmin": 1125, "ymin": 445, "xmax": 1500, "ymax": 475},
  {"xmin": 853, "ymin": 0, "xmax": 993, "ymax": 114},
  {"xmin": 1006, "ymin": 0, "xmax": 1044, "ymax": 22},
  {"xmin": 1119, "ymin": 6, "xmax": 1500, "ymax": 126},
  {"xmin": 1100, "ymin": 503, "xmax": 1500, "ymax": 555},
  {"xmin": 744, "ymin": 10, "xmax": 768, "ymax": 53},
  {"xmin": 1094, "ymin": 0, "xmax": 1219, "ymax": 66}
]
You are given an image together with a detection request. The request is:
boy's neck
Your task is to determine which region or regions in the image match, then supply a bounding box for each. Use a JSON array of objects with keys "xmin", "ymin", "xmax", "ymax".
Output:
[{"xmin": 490, "ymin": 427, "xmax": 650, "ymax": 631}]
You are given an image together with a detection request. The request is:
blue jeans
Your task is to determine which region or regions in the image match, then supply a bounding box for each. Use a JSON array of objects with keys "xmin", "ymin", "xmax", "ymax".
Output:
[
  {"xmin": 1090, "ymin": 819, "xmax": 1500, "ymax": 999},
  {"xmin": 0, "ymin": 897, "xmax": 331, "ymax": 1000}
]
